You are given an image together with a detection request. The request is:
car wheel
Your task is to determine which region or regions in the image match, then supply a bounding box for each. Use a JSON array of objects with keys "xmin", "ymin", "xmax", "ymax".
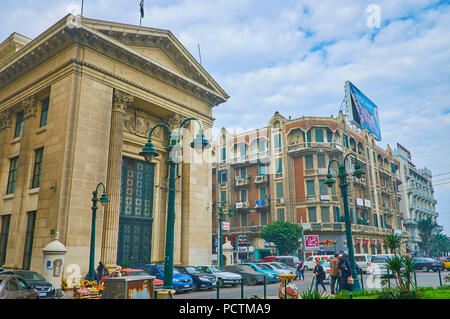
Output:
[
  {"xmin": 303, "ymin": 266, "xmax": 308, "ymax": 271},
  {"xmin": 422, "ymin": 266, "xmax": 428, "ymax": 272},
  {"xmin": 218, "ymin": 278, "xmax": 224, "ymax": 288}
]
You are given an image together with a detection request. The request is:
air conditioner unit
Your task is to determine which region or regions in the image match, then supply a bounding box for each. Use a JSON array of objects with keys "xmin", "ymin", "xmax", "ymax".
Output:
[
  {"xmin": 276, "ymin": 198, "xmax": 285, "ymax": 204},
  {"xmin": 219, "ymin": 182, "xmax": 227, "ymax": 188}
]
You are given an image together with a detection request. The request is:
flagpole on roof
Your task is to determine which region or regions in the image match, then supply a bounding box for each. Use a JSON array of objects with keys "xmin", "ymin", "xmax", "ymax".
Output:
[
  {"xmin": 81, "ymin": 0, "xmax": 84, "ymax": 16},
  {"xmin": 140, "ymin": 0, "xmax": 144, "ymax": 26}
]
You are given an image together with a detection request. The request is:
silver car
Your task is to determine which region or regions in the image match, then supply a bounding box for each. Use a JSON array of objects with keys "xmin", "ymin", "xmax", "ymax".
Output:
[
  {"xmin": 195, "ymin": 265, "xmax": 242, "ymax": 287},
  {"xmin": 267, "ymin": 262, "xmax": 296, "ymax": 275}
]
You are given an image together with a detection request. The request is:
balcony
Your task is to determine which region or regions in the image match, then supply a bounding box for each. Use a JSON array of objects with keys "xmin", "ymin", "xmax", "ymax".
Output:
[
  {"xmin": 299, "ymin": 195, "xmax": 339, "ymax": 204},
  {"xmin": 230, "ymin": 225, "xmax": 264, "ymax": 235},
  {"xmin": 403, "ymin": 218, "xmax": 417, "ymax": 227},
  {"xmin": 219, "ymin": 182, "xmax": 228, "ymax": 189},
  {"xmin": 287, "ymin": 142, "xmax": 343, "ymax": 156},
  {"xmin": 234, "ymin": 176, "xmax": 250, "ymax": 188},
  {"xmin": 254, "ymin": 175, "xmax": 268, "ymax": 184},
  {"xmin": 354, "ymin": 177, "xmax": 367, "ymax": 186},
  {"xmin": 235, "ymin": 201, "xmax": 251, "ymax": 210},
  {"xmin": 276, "ymin": 197, "xmax": 285, "ymax": 205},
  {"xmin": 255, "ymin": 199, "xmax": 269, "ymax": 209}
]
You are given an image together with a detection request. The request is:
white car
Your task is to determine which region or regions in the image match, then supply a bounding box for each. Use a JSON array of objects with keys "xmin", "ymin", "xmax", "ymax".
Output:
[
  {"xmin": 304, "ymin": 255, "xmax": 334, "ymax": 271},
  {"xmin": 257, "ymin": 262, "xmax": 294, "ymax": 275},
  {"xmin": 368, "ymin": 254, "xmax": 395, "ymax": 278},
  {"xmin": 354, "ymin": 254, "xmax": 372, "ymax": 274},
  {"xmin": 268, "ymin": 262, "xmax": 297, "ymax": 275},
  {"xmin": 195, "ymin": 265, "xmax": 242, "ymax": 287}
]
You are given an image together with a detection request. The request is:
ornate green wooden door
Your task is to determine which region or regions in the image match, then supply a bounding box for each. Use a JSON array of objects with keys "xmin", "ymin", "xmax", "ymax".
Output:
[{"xmin": 117, "ymin": 157, "xmax": 155, "ymax": 268}]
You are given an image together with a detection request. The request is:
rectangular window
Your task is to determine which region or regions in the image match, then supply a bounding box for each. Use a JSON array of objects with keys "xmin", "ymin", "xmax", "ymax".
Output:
[
  {"xmin": 315, "ymin": 128, "xmax": 324, "ymax": 142},
  {"xmin": 259, "ymin": 187, "xmax": 267, "ymax": 200},
  {"xmin": 22, "ymin": 211, "xmax": 36, "ymax": 270},
  {"xmin": 306, "ymin": 180, "xmax": 315, "ymax": 196},
  {"xmin": 14, "ymin": 110, "xmax": 24, "ymax": 138},
  {"xmin": 240, "ymin": 167, "xmax": 246, "ymax": 178},
  {"xmin": 220, "ymin": 191, "xmax": 226, "ymax": 203},
  {"xmin": 31, "ymin": 148, "xmax": 44, "ymax": 189},
  {"xmin": 277, "ymin": 208, "xmax": 285, "ymax": 222},
  {"xmin": 305, "ymin": 155, "xmax": 314, "ymax": 169},
  {"xmin": 321, "ymin": 206, "xmax": 330, "ymax": 222},
  {"xmin": 331, "ymin": 182, "xmax": 336, "ymax": 195},
  {"xmin": 308, "ymin": 207, "xmax": 317, "ymax": 222},
  {"xmin": 218, "ymin": 170, "xmax": 227, "ymax": 183},
  {"xmin": 317, "ymin": 154, "xmax": 326, "ymax": 168},
  {"xmin": 275, "ymin": 158, "xmax": 283, "ymax": 174},
  {"xmin": 327, "ymin": 129, "xmax": 333, "ymax": 143},
  {"xmin": 319, "ymin": 179, "xmax": 328, "ymax": 195},
  {"xmin": 333, "ymin": 207, "xmax": 340, "ymax": 222},
  {"xmin": 276, "ymin": 183, "xmax": 283, "ymax": 199},
  {"xmin": 6, "ymin": 157, "xmax": 19, "ymax": 194},
  {"xmin": 307, "ymin": 130, "xmax": 312, "ymax": 143},
  {"xmin": 221, "ymin": 148, "xmax": 226, "ymax": 161},
  {"xmin": 239, "ymin": 143, "xmax": 246, "ymax": 156},
  {"xmin": 274, "ymin": 134, "xmax": 281, "ymax": 149},
  {"xmin": 240, "ymin": 189, "xmax": 247, "ymax": 202},
  {"xmin": 258, "ymin": 139, "xmax": 266, "ymax": 152},
  {"xmin": 241, "ymin": 213, "xmax": 248, "ymax": 227},
  {"xmin": 343, "ymin": 134, "xmax": 349, "ymax": 148},
  {"xmin": 0, "ymin": 215, "xmax": 11, "ymax": 266},
  {"xmin": 258, "ymin": 164, "xmax": 266, "ymax": 176},
  {"xmin": 39, "ymin": 97, "xmax": 49, "ymax": 127},
  {"xmin": 260, "ymin": 211, "xmax": 268, "ymax": 225}
]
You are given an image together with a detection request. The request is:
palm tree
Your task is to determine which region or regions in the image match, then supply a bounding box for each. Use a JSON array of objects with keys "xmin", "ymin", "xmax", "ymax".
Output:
[
  {"xmin": 431, "ymin": 233, "xmax": 450, "ymax": 257},
  {"xmin": 383, "ymin": 234, "xmax": 402, "ymax": 255},
  {"xmin": 417, "ymin": 218, "xmax": 440, "ymax": 257}
]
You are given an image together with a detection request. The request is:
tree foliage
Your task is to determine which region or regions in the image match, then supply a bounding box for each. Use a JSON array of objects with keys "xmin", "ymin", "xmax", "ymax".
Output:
[
  {"xmin": 260, "ymin": 221, "xmax": 303, "ymax": 255},
  {"xmin": 417, "ymin": 218, "xmax": 441, "ymax": 256}
]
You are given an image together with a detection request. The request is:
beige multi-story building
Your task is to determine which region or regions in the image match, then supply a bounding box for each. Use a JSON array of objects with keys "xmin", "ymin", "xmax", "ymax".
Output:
[
  {"xmin": 0, "ymin": 15, "xmax": 228, "ymax": 278},
  {"xmin": 212, "ymin": 111, "xmax": 406, "ymax": 261},
  {"xmin": 394, "ymin": 143, "xmax": 439, "ymax": 256}
]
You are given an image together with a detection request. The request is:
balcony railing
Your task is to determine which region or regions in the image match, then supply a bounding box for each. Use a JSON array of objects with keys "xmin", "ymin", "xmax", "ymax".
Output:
[
  {"xmin": 234, "ymin": 176, "xmax": 250, "ymax": 187},
  {"xmin": 287, "ymin": 142, "xmax": 343, "ymax": 154},
  {"xmin": 254, "ymin": 175, "xmax": 268, "ymax": 184}
]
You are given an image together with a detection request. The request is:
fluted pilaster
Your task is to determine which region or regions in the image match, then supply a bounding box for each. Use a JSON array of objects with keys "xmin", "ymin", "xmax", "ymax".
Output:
[{"xmin": 101, "ymin": 89, "xmax": 133, "ymax": 270}]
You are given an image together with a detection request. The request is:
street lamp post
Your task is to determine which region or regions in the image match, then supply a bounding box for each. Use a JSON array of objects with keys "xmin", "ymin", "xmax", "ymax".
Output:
[
  {"xmin": 217, "ymin": 201, "xmax": 233, "ymax": 268},
  {"xmin": 140, "ymin": 117, "xmax": 210, "ymax": 290},
  {"xmin": 88, "ymin": 182, "xmax": 109, "ymax": 281},
  {"xmin": 325, "ymin": 152, "xmax": 365, "ymax": 292}
]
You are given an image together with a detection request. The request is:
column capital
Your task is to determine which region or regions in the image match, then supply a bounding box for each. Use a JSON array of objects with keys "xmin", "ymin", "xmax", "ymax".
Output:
[
  {"xmin": 0, "ymin": 109, "xmax": 13, "ymax": 130},
  {"xmin": 113, "ymin": 89, "xmax": 134, "ymax": 114},
  {"xmin": 165, "ymin": 113, "xmax": 188, "ymax": 131},
  {"xmin": 23, "ymin": 96, "xmax": 37, "ymax": 118}
]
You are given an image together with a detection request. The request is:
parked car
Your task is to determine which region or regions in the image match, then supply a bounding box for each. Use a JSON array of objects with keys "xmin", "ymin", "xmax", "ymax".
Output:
[
  {"xmin": 222, "ymin": 265, "xmax": 265, "ymax": 286},
  {"xmin": 443, "ymin": 257, "xmax": 450, "ymax": 270},
  {"xmin": 259, "ymin": 256, "xmax": 278, "ymax": 263},
  {"xmin": 140, "ymin": 265, "xmax": 193, "ymax": 293},
  {"xmin": 238, "ymin": 263, "xmax": 279, "ymax": 282},
  {"xmin": 101, "ymin": 268, "xmax": 163, "ymax": 289},
  {"xmin": 412, "ymin": 257, "xmax": 442, "ymax": 272},
  {"xmin": 174, "ymin": 266, "xmax": 216, "ymax": 291},
  {"xmin": 256, "ymin": 263, "xmax": 289, "ymax": 275},
  {"xmin": 194, "ymin": 265, "xmax": 241, "ymax": 288},
  {"xmin": 272, "ymin": 256, "xmax": 300, "ymax": 269},
  {"xmin": 0, "ymin": 274, "xmax": 39, "ymax": 299},
  {"xmin": 368, "ymin": 254, "xmax": 395, "ymax": 278},
  {"xmin": 304, "ymin": 255, "xmax": 333, "ymax": 271},
  {"xmin": 0, "ymin": 270, "xmax": 55, "ymax": 299},
  {"xmin": 268, "ymin": 262, "xmax": 297, "ymax": 275},
  {"xmin": 354, "ymin": 254, "xmax": 372, "ymax": 274}
]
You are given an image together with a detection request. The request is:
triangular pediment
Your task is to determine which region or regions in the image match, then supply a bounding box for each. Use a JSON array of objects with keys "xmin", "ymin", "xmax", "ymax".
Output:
[{"xmin": 80, "ymin": 17, "xmax": 228, "ymax": 100}]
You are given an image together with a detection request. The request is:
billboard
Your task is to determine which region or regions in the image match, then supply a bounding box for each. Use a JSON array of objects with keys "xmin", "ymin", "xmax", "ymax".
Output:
[
  {"xmin": 345, "ymin": 81, "xmax": 381, "ymax": 140},
  {"xmin": 304, "ymin": 235, "xmax": 320, "ymax": 251}
]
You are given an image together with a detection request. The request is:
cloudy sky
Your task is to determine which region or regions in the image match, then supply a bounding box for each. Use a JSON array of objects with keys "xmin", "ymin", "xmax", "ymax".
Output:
[{"xmin": 1, "ymin": 0, "xmax": 449, "ymax": 236}]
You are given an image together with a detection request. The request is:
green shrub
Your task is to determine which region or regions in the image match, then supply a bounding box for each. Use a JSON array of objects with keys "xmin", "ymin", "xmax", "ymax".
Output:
[{"xmin": 300, "ymin": 289, "xmax": 330, "ymax": 299}]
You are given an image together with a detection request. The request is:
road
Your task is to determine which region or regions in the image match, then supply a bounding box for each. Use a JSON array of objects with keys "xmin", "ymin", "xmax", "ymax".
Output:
[{"xmin": 173, "ymin": 270, "xmax": 448, "ymax": 299}]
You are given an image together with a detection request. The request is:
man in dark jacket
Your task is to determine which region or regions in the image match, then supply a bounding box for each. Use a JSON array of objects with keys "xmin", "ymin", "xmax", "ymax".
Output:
[
  {"xmin": 338, "ymin": 253, "xmax": 353, "ymax": 291},
  {"xmin": 313, "ymin": 260, "xmax": 326, "ymax": 292}
]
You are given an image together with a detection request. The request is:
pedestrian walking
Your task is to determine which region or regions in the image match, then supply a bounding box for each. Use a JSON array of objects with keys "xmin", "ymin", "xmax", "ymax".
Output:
[
  {"xmin": 296, "ymin": 261, "xmax": 305, "ymax": 280},
  {"xmin": 329, "ymin": 253, "xmax": 340, "ymax": 294},
  {"xmin": 313, "ymin": 260, "xmax": 326, "ymax": 292},
  {"xmin": 96, "ymin": 261, "xmax": 107, "ymax": 284},
  {"xmin": 338, "ymin": 253, "xmax": 353, "ymax": 291}
]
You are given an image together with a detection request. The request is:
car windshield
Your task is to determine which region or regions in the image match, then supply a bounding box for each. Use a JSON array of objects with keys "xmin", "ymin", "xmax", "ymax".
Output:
[
  {"xmin": 184, "ymin": 267, "xmax": 200, "ymax": 274},
  {"xmin": 273, "ymin": 262, "xmax": 289, "ymax": 269},
  {"xmin": 372, "ymin": 256, "xmax": 391, "ymax": 263},
  {"xmin": 258, "ymin": 264, "xmax": 272, "ymax": 270},
  {"xmin": 159, "ymin": 267, "xmax": 181, "ymax": 274},
  {"xmin": 209, "ymin": 266, "xmax": 221, "ymax": 273},
  {"xmin": 129, "ymin": 271, "xmax": 150, "ymax": 276},
  {"xmin": 16, "ymin": 271, "xmax": 45, "ymax": 281}
]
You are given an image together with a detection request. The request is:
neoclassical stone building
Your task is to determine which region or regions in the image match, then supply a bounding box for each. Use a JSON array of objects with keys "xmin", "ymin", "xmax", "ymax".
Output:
[{"xmin": 0, "ymin": 15, "xmax": 228, "ymax": 277}]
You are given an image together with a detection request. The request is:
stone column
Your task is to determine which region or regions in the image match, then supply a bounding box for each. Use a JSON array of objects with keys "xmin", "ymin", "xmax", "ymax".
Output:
[
  {"xmin": 101, "ymin": 89, "xmax": 133, "ymax": 271},
  {"xmin": 0, "ymin": 109, "xmax": 13, "ymax": 184}
]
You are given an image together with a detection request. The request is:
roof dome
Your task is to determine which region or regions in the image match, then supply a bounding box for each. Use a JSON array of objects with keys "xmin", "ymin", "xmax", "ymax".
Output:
[{"xmin": 42, "ymin": 232, "xmax": 67, "ymax": 253}]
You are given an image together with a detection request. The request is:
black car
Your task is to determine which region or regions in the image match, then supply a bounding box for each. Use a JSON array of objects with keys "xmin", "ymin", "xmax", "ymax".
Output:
[
  {"xmin": 0, "ymin": 270, "xmax": 55, "ymax": 298},
  {"xmin": 412, "ymin": 258, "xmax": 442, "ymax": 272},
  {"xmin": 175, "ymin": 266, "xmax": 216, "ymax": 291},
  {"xmin": 222, "ymin": 265, "xmax": 265, "ymax": 286}
]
